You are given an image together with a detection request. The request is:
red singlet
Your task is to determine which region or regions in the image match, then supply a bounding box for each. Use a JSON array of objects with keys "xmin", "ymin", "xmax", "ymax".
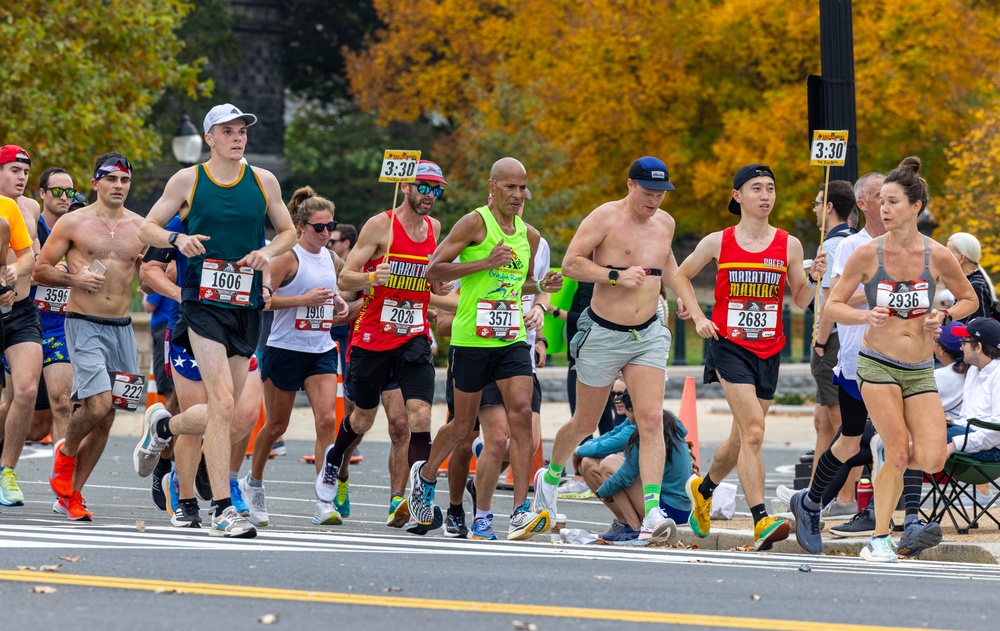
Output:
[
  {"xmin": 352, "ymin": 212, "xmax": 436, "ymax": 352},
  {"xmin": 712, "ymin": 226, "xmax": 789, "ymax": 358}
]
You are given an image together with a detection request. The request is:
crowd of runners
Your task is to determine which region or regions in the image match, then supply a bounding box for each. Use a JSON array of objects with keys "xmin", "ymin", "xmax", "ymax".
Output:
[{"xmin": 1, "ymin": 104, "xmax": 994, "ymax": 563}]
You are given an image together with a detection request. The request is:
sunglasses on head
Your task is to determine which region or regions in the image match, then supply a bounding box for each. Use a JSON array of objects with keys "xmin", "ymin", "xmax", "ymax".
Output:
[
  {"xmin": 415, "ymin": 183, "xmax": 444, "ymax": 197},
  {"xmin": 307, "ymin": 221, "xmax": 338, "ymax": 233},
  {"xmin": 42, "ymin": 186, "xmax": 77, "ymax": 198}
]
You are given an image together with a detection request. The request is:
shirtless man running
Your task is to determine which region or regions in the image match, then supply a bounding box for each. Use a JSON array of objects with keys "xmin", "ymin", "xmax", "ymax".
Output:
[
  {"xmin": 533, "ymin": 156, "xmax": 680, "ymax": 542},
  {"xmin": 39, "ymin": 152, "xmax": 146, "ymax": 521}
]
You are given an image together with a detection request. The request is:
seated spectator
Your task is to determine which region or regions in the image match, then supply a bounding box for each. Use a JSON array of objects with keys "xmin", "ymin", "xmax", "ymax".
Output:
[
  {"xmin": 935, "ymin": 321, "xmax": 968, "ymax": 419},
  {"xmin": 594, "ymin": 405, "xmax": 692, "ymax": 544},
  {"xmin": 946, "ymin": 318, "xmax": 1000, "ymax": 462},
  {"xmin": 559, "ymin": 377, "xmax": 628, "ymax": 498},
  {"xmin": 946, "ymin": 233, "xmax": 998, "ymax": 322}
]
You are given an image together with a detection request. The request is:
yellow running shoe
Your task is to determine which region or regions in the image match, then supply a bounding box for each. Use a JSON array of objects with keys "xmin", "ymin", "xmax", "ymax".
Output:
[
  {"xmin": 754, "ymin": 515, "xmax": 791, "ymax": 551},
  {"xmin": 685, "ymin": 475, "xmax": 711, "ymax": 537}
]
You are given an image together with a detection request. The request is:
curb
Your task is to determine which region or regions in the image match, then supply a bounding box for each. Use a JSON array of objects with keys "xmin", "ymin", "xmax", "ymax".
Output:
[{"xmin": 674, "ymin": 528, "xmax": 1000, "ymax": 564}]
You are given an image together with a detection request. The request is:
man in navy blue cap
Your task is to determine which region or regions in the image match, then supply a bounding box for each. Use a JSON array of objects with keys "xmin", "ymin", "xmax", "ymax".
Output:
[
  {"xmin": 947, "ymin": 318, "xmax": 1000, "ymax": 461},
  {"xmin": 534, "ymin": 156, "xmax": 683, "ymax": 543}
]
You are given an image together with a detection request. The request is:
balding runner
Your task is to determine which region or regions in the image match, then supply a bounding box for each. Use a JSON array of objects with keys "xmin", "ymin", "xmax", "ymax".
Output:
[
  {"xmin": 532, "ymin": 156, "xmax": 681, "ymax": 542},
  {"xmin": 407, "ymin": 157, "xmax": 560, "ymax": 540},
  {"xmin": 134, "ymin": 104, "xmax": 296, "ymax": 538},
  {"xmin": 40, "ymin": 152, "xmax": 146, "ymax": 520}
]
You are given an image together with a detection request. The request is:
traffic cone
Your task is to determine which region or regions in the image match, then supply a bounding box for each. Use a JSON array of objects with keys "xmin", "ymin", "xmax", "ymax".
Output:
[
  {"xmin": 245, "ymin": 400, "xmax": 267, "ymax": 457},
  {"xmin": 679, "ymin": 376, "xmax": 700, "ymax": 471},
  {"xmin": 145, "ymin": 359, "xmax": 165, "ymax": 410}
]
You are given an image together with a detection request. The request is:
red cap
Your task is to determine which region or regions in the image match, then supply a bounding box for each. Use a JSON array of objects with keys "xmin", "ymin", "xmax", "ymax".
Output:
[{"xmin": 0, "ymin": 145, "xmax": 30, "ymax": 166}]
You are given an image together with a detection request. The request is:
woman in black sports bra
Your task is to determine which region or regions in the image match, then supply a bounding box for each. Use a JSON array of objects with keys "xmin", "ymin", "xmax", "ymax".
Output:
[{"xmin": 825, "ymin": 157, "xmax": 976, "ymax": 563}]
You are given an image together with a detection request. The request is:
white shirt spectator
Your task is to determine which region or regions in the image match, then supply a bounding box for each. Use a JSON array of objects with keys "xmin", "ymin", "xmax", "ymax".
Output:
[{"xmin": 953, "ymin": 360, "xmax": 1000, "ymax": 453}]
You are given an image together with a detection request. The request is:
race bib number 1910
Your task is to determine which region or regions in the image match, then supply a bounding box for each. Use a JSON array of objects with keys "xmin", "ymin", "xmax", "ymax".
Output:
[{"xmin": 295, "ymin": 298, "xmax": 335, "ymax": 331}]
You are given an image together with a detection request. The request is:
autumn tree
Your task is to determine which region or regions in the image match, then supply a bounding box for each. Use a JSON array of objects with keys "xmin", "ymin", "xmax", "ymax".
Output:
[
  {"xmin": 347, "ymin": 0, "xmax": 1000, "ymax": 251},
  {"xmin": 0, "ymin": 1, "xmax": 209, "ymax": 189},
  {"xmin": 938, "ymin": 104, "xmax": 1000, "ymax": 274}
]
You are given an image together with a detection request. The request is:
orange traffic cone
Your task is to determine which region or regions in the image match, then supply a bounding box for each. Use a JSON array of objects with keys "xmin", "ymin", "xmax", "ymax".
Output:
[
  {"xmin": 679, "ymin": 376, "xmax": 700, "ymax": 471},
  {"xmin": 245, "ymin": 400, "xmax": 267, "ymax": 457}
]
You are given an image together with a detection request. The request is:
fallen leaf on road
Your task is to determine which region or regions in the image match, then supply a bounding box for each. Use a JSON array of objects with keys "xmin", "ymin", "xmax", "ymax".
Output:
[
  {"xmin": 17, "ymin": 566, "xmax": 37, "ymax": 571},
  {"xmin": 135, "ymin": 520, "xmax": 146, "ymax": 532},
  {"xmin": 593, "ymin": 575, "xmax": 612, "ymax": 580},
  {"xmin": 382, "ymin": 586, "xmax": 403, "ymax": 592},
  {"xmin": 40, "ymin": 564, "xmax": 62, "ymax": 572},
  {"xmin": 58, "ymin": 556, "xmax": 81, "ymax": 563},
  {"xmin": 155, "ymin": 588, "xmax": 184, "ymax": 595},
  {"xmin": 716, "ymin": 579, "xmax": 725, "ymax": 583},
  {"xmin": 512, "ymin": 621, "xmax": 537, "ymax": 631},
  {"xmin": 30, "ymin": 586, "xmax": 57, "ymax": 594},
  {"xmin": 730, "ymin": 545, "xmax": 754, "ymax": 552},
  {"xmin": 258, "ymin": 614, "xmax": 280, "ymax": 624},
  {"xmin": 750, "ymin": 594, "xmax": 761, "ymax": 601}
]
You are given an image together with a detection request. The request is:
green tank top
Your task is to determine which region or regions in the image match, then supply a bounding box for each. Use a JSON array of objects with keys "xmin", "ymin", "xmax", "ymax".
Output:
[
  {"xmin": 181, "ymin": 163, "xmax": 268, "ymax": 309},
  {"xmin": 451, "ymin": 206, "xmax": 530, "ymax": 347}
]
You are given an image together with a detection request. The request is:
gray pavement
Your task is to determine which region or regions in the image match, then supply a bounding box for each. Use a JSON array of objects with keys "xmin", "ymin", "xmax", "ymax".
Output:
[{"xmin": 2, "ymin": 438, "xmax": 1000, "ymax": 630}]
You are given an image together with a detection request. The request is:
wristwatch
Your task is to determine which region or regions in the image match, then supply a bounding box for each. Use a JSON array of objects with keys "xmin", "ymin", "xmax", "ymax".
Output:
[
  {"xmin": 608, "ymin": 270, "xmax": 619, "ymax": 287},
  {"xmin": 168, "ymin": 232, "xmax": 180, "ymax": 248}
]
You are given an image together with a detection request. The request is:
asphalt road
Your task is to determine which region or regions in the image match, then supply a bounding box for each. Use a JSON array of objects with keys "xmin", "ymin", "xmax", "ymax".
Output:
[{"xmin": 0, "ymin": 439, "xmax": 996, "ymax": 631}]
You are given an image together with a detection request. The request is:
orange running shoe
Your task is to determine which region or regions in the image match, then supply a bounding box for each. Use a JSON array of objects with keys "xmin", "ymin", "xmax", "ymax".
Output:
[
  {"xmin": 66, "ymin": 491, "xmax": 92, "ymax": 521},
  {"xmin": 50, "ymin": 438, "xmax": 76, "ymax": 498}
]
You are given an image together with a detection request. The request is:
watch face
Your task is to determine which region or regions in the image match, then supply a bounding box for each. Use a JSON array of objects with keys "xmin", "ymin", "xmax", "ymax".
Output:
[{"xmin": 609, "ymin": 270, "xmax": 619, "ymax": 281}]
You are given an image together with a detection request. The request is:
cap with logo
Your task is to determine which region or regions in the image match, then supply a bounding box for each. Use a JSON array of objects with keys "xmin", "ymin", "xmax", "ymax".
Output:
[
  {"xmin": 628, "ymin": 156, "xmax": 675, "ymax": 191},
  {"xmin": 0, "ymin": 145, "xmax": 31, "ymax": 166},
  {"xmin": 203, "ymin": 104, "xmax": 258, "ymax": 134},
  {"xmin": 953, "ymin": 317, "xmax": 1000, "ymax": 350},
  {"xmin": 415, "ymin": 160, "xmax": 447, "ymax": 184},
  {"xmin": 729, "ymin": 164, "xmax": 775, "ymax": 215}
]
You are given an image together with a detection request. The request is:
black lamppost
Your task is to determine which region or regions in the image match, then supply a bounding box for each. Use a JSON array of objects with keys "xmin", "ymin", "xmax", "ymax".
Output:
[{"xmin": 171, "ymin": 114, "xmax": 202, "ymax": 167}]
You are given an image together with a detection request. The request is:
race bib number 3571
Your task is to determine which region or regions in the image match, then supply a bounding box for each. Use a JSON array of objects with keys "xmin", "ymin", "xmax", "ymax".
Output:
[
  {"xmin": 476, "ymin": 300, "xmax": 521, "ymax": 340},
  {"xmin": 199, "ymin": 259, "xmax": 254, "ymax": 306}
]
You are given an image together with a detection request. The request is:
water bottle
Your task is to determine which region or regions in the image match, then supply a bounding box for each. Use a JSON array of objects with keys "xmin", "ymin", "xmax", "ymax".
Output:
[{"xmin": 857, "ymin": 477, "xmax": 873, "ymax": 511}]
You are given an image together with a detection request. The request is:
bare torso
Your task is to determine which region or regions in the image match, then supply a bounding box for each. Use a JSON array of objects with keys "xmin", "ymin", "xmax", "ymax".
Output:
[
  {"xmin": 590, "ymin": 200, "xmax": 675, "ymax": 325},
  {"xmin": 64, "ymin": 209, "xmax": 145, "ymax": 318}
]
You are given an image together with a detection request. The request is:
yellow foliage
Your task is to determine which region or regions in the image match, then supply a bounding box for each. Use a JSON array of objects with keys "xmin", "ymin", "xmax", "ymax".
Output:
[
  {"xmin": 0, "ymin": 1, "xmax": 209, "ymax": 189},
  {"xmin": 349, "ymin": 0, "xmax": 1000, "ymax": 247}
]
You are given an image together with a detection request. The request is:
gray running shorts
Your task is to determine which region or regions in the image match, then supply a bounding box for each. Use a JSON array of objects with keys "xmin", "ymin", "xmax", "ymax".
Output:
[
  {"xmin": 571, "ymin": 308, "xmax": 671, "ymax": 387},
  {"xmin": 65, "ymin": 313, "xmax": 140, "ymax": 401}
]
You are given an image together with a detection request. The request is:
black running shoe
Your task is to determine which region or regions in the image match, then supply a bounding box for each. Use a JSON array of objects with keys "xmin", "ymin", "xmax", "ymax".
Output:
[
  {"xmin": 195, "ymin": 455, "xmax": 212, "ymax": 502},
  {"xmin": 829, "ymin": 507, "xmax": 875, "ymax": 538},
  {"xmin": 151, "ymin": 458, "xmax": 171, "ymax": 511},
  {"xmin": 445, "ymin": 510, "xmax": 468, "ymax": 538},
  {"xmin": 897, "ymin": 520, "xmax": 942, "ymax": 557},
  {"xmin": 465, "ymin": 477, "xmax": 477, "ymax": 515},
  {"xmin": 172, "ymin": 499, "xmax": 202, "ymax": 528}
]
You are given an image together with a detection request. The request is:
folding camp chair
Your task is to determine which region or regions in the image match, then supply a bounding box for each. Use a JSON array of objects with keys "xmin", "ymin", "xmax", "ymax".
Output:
[{"xmin": 921, "ymin": 418, "xmax": 1000, "ymax": 534}]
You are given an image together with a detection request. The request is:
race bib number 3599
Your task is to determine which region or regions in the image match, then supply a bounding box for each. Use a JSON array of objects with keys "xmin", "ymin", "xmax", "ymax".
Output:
[{"xmin": 199, "ymin": 259, "xmax": 254, "ymax": 306}]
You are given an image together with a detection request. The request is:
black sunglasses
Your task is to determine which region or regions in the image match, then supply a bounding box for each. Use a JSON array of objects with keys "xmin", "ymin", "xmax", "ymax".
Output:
[
  {"xmin": 307, "ymin": 221, "xmax": 338, "ymax": 233},
  {"xmin": 416, "ymin": 183, "xmax": 444, "ymax": 197},
  {"xmin": 41, "ymin": 187, "xmax": 77, "ymax": 198}
]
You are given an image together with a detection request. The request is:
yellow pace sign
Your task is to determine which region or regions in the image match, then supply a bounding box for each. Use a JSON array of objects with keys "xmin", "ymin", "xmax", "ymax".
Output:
[
  {"xmin": 379, "ymin": 150, "xmax": 422, "ymax": 183},
  {"xmin": 810, "ymin": 131, "xmax": 848, "ymax": 167}
]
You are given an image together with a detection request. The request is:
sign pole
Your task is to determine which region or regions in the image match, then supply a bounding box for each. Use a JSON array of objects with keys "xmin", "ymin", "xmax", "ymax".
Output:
[
  {"xmin": 378, "ymin": 150, "xmax": 421, "ymax": 264},
  {"xmin": 808, "ymin": 130, "xmax": 848, "ymax": 347}
]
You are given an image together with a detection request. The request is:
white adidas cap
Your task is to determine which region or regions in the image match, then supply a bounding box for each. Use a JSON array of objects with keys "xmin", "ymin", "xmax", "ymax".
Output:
[{"xmin": 203, "ymin": 103, "xmax": 258, "ymax": 134}]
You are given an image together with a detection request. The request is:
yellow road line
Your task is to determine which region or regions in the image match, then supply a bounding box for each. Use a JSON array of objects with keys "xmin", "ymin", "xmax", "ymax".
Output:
[{"xmin": 0, "ymin": 570, "xmax": 956, "ymax": 631}]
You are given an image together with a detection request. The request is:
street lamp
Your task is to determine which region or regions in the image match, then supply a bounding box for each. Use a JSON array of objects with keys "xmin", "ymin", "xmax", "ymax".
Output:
[{"xmin": 171, "ymin": 113, "xmax": 202, "ymax": 167}]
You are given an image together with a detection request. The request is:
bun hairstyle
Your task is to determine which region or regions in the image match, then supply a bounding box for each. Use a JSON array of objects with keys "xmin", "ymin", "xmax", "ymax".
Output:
[
  {"xmin": 288, "ymin": 185, "xmax": 335, "ymax": 226},
  {"xmin": 884, "ymin": 156, "xmax": 930, "ymax": 212}
]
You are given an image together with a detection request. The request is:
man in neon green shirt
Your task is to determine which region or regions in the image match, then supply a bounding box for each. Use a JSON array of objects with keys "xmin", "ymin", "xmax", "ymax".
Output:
[{"xmin": 407, "ymin": 157, "xmax": 561, "ymax": 540}]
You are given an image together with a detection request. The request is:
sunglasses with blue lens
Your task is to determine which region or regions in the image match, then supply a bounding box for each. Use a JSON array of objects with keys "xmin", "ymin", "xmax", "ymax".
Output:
[{"xmin": 416, "ymin": 183, "xmax": 444, "ymax": 197}]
